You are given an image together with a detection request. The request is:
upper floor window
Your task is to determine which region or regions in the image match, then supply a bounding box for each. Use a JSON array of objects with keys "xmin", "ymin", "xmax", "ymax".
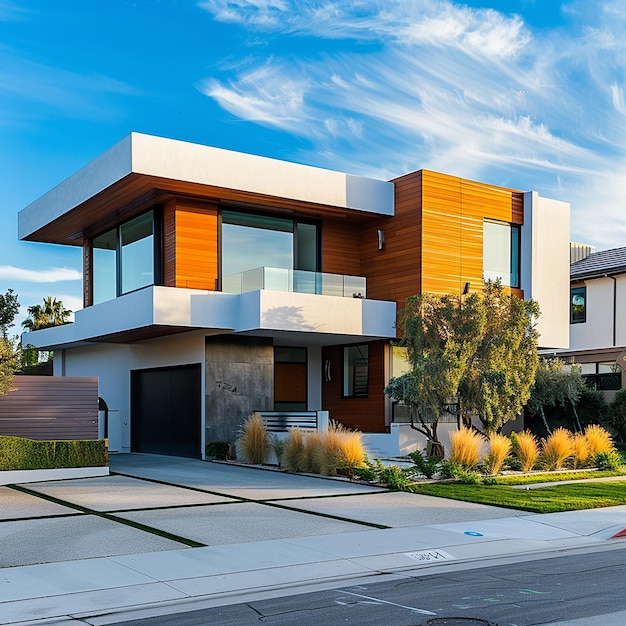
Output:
[
  {"xmin": 483, "ymin": 220, "xmax": 520, "ymax": 288},
  {"xmin": 221, "ymin": 210, "xmax": 319, "ymax": 278},
  {"xmin": 570, "ymin": 286, "xmax": 586, "ymax": 324},
  {"xmin": 580, "ymin": 361, "xmax": 621, "ymax": 391},
  {"xmin": 91, "ymin": 209, "xmax": 161, "ymax": 305}
]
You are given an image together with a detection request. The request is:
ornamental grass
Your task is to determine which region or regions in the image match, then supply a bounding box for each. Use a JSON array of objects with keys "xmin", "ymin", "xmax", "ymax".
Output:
[
  {"xmin": 570, "ymin": 432, "xmax": 591, "ymax": 469},
  {"xmin": 281, "ymin": 428, "xmax": 307, "ymax": 473},
  {"xmin": 237, "ymin": 412, "xmax": 272, "ymax": 465},
  {"xmin": 541, "ymin": 427, "xmax": 572, "ymax": 471},
  {"xmin": 449, "ymin": 427, "xmax": 484, "ymax": 470},
  {"xmin": 483, "ymin": 433, "xmax": 512, "ymax": 476},
  {"xmin": 584, "ymin": 424, "xmax": 615, "ymax": 456},
  {"xmin": 511, "ymin": 430, "xmax": 540, "ymax": 473}
]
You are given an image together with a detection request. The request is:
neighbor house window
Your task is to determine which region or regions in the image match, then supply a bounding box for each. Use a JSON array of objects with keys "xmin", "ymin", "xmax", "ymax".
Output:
[
  {"xmin": 581, "ymin": 361, "xmax": 622, "ymax": 391},
  {"xmin": 91, "ymin": 208, "xmax": 161, "ymax": 305},
  {"xmin": 343, "ymin": 344, "xmax": 369, "ymax": 397},
  {"xmin": 483, "ymin": 220, "xmax": 520, "ymax": 288},
  {"xmin": 570, "ymin": 286, "xmax": 586, "ymax": 323}
]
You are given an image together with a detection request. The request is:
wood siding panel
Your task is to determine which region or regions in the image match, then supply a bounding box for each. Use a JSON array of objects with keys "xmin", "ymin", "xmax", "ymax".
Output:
[
  {"xmin": 163, "ymin": 199, "xmax": 176, "ymax": 287},
  {"xmin": 173, "ymin": 202, "xmax": 218, "ymax": 290},
  {"xmin": 359, "ymin": 171, "xmax": 422, "ymax": 312},
  {"xmin": 322, "ymin": 218, "xmax": 361, "ymax": 275},
  {"xmin": 0, "ymin": 377, "xmax": 99, "ymax": 440},
  {"xmin": 321, "ymin": 341, "xmax": 386, "ymax": 432}
]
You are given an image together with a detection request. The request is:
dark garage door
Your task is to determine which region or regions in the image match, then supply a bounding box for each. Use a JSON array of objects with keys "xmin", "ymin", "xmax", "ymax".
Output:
[{"xmin": 131, "ymin": 364, "xmax": 201, "ymax": 458}]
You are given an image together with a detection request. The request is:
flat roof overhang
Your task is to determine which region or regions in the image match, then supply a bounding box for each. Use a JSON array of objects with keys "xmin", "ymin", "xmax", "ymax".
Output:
[
  {"xmin": 23, "ymin": 286, "xmax": 397, "ymax": 351},
  {"xmin": 19, "ymin": 133, "xmax": 395, "ymax": 246}
]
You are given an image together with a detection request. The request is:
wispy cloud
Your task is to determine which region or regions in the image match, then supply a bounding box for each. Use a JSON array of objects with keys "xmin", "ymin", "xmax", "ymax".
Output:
[
  {"xmin": 196, "ymin": 0, "xmax": 626, "ymax": 249},
  {"xmin": 0, "ymin": 266, "xmax": 81, "ymax": 282}
]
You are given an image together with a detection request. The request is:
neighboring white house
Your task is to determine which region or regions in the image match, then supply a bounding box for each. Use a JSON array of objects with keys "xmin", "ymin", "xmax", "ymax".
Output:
[{"xmin": 553, "ymin": 245, "xmax": 626, "ymax": 402}]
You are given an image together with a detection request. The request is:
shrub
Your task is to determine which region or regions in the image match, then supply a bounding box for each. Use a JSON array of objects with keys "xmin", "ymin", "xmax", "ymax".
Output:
[
  {"xmin": 272, "ymin": 438, "xmax": 287, "ymax": 467},
  {"xmin": 541, "ymin": 427, "xmax": 572, "ymax": 471},
  {"xmin": 594, "ymin": 450, "xmax": 623, "ymax": 471},
  {"xmin": 408, "ymin": 450, "xmax": 442, "ymax": 479},
  {"xmin": 375, "ymin": 461, "xmax": 414, "ymax": 489},
  {"xmin": 569, "ymin": 432, "xmax": 590, "ymax": 469},
  {"xmin": 511, "ymin": 431, "xmax": 540, "ymax": 473},
  {"xmin": 584, "ymin": 424, "xmax": 616, "ymax": 456},
  {"xmin": 449, "ymin": 428, "xmax": 484, "ymax": 470},
  {"xmin": 0, "ymin": 435, "xmax": 107, "ymax": 470},
  {"xmin": 236, "ymin": 412, "xmax": 272, "ymax": 465},
  {"xmin": 483, "ymin": 433, "xmax": 512, "ymax": 476},
  {"xmin": 205, "ymin": 441, "xmax": 232, "ymax": 460}
]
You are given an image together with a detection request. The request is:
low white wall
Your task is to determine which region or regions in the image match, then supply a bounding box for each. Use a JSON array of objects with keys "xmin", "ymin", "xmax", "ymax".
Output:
[
  {"xmin": 0, "ymin": 466, "xmax": 109, "ymax": 486},
  {"xmin": 363, "ymin": 423, "xmax": 458, "ymax": 458}
]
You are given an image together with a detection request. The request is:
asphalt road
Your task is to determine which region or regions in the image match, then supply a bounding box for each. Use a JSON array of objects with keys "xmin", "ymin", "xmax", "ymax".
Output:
[{"xmin": 110, "ymin": 545, "xmax": 626, "ymax": 626}]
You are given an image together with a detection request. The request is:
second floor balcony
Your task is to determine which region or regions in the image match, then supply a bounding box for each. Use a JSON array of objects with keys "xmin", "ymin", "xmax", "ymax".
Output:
[{"xmin": 222, "ymin": 267, "xmax": 367, "ymax": 298}]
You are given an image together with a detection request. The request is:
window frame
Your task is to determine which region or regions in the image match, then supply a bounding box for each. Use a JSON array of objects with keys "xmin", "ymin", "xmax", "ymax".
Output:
[
  {"xmin": 482, "ymin": 220, "xmax": 521, "ymax": 289},
  {"xmin": 570, "ymin": 285, "xmax": 587, "ymax": 324},
  {"xmin": 89, "ymin": 207, "xmax": 163, "ymax": 306}
]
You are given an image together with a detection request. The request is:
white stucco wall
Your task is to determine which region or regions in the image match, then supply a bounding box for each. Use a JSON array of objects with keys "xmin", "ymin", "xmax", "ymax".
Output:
[
  {"xmin": 569, "ymin": 275, "xmax": 626, "ymax": 351},
  {"xmin": 522, "ymin": 192, "xmax": 570, "ymax": 350},
  {"xmin": 56, "ymin": 331, "xmax": 208, "ymax": 453}
]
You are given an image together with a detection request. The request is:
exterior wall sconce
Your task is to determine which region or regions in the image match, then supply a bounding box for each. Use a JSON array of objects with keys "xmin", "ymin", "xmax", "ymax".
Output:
[
  {"xmin": 377, "ymin": 229, "xmax": 385, "ymax": 250},
  {"xmin": 462, "ymin": 282, "xmax": 470, "ymax": 295}
]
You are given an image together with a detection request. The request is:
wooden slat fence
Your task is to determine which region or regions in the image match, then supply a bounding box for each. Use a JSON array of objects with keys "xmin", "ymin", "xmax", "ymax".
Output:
[{"xmin": 0, "ymin": 376, "xmax": 99, "ymax": 440}]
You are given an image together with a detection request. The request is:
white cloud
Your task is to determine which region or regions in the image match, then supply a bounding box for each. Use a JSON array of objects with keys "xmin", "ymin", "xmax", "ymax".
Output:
[
  {"xmin": 0, "ymin": 266, "xmax": 81, "ymax": 282},
  {"xmin": 197, "ymin": 0, "xmax": 626, "ymax": 250}
]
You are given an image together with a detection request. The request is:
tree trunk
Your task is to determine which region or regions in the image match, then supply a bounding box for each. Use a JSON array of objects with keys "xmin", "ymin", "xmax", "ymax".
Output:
[{"xmin": 539, "ymin": 406, "xmax": 551, "ymax": 435}]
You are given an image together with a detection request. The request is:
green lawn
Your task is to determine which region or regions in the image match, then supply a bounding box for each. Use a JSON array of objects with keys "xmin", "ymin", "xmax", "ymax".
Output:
[{"xmin": 407, "ymin": 480, "xmax": 626, "ymax": 513}]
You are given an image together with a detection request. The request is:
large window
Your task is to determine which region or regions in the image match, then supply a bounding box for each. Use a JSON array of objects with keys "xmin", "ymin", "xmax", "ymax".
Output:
[
  {"xmin": 483, "ymin": 220, "xmax": 520, "ymax": 288},
  {"xmin": 343, "ymin": 344, "xmax": 369, "ymax": 398},
  {"xmin": 91, "ymin": 209, "xmax": 161, "ymax": 305},
  {"xmin": 570, "ymin": 286, "xmax": 586, "ymax": 323},
  {"xmin": 221, "ymin": 210, "xmax": 319, "ymax": 278}
]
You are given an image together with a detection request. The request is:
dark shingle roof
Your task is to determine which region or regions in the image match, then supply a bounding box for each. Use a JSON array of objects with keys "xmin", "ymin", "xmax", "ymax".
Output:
[{"xmin": 571, "ymin": 246, "xmax": 626, "ymax": 280}]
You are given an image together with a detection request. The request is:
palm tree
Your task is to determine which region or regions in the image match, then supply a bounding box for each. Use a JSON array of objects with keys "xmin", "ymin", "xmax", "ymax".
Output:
[{"xmin": 22, "ymin": 297, "xmax": 72, "ymax": 331}]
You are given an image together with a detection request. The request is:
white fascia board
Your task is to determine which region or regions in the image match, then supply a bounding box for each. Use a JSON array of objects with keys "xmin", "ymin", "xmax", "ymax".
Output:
[
  {"xmin": 522, "ymin": 191, "xmax": 570, "ymax": 350},
  {"xmin": 19, "ymin": 136, "xmax": 133, "ymax": 240},
  {"xmin": 130, "ymin": 133, "xmax": 394, "ymax": 215},
  {"xmin": 19, "ymin": 133, "xmax": 394, "ymax": 239}
]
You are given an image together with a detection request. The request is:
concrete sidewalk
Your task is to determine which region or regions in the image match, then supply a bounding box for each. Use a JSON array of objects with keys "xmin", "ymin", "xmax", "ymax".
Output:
[{"xmin": 2, "ymin": 454, "xmax": 626, "ymax": 625}]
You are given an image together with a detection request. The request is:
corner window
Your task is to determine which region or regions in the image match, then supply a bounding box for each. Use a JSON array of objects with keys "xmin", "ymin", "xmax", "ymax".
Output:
[
  {"xmin": 483, "ymin": 221, "xmax": 520, "ymax": 288},
  {"xmin": 343, "ymin": 344, "xmax": 369, "ymax": 397},
  {"xmin": 570, "ymin": 286, "xmax": 586, "ymax": 324},
  {"xmin": 91, "ymin": 208, "xmax": 161, "ymax": 305}
]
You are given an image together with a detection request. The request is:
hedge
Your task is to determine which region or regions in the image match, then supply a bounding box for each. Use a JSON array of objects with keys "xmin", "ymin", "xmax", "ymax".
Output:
[{"xmin": 0, "ymin": 435, "xmax": 107, "ymax": 471}]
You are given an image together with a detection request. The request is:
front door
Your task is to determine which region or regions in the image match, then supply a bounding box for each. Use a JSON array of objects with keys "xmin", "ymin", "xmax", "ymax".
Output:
[{"xmin": 274, "ymin": 347, "xmax": 307, "ymax": 411}]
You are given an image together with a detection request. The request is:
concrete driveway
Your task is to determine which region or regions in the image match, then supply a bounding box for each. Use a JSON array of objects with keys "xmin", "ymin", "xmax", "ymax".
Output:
[{"xmin": 1, "ymin": 453, "xmax": 523, "ymax": 568}]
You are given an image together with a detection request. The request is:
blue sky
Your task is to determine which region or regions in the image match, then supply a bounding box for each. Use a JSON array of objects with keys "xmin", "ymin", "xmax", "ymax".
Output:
[{"xmin": 2, "ymin": 0, "xmax": 626, "ymax": 328}]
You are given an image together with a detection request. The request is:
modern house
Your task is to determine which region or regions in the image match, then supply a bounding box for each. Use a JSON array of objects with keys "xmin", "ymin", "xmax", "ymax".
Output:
[
  {"xmin": 19, "ymin": 133, "xmax": 570, "ymax": 457},
  {"xmin": 554, "ymin": 245, "xmax": 626, "ymax": 401}
]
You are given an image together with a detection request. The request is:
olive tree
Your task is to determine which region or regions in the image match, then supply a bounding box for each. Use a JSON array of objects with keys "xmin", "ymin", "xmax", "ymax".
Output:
[{"xmin": 386, "ymin": 281, "xmax": 540, "ymax": 439}]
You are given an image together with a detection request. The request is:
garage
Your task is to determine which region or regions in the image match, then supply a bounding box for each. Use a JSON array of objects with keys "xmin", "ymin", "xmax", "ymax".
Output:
[{"xmin": 130, "ymin": 364, "xmax": 202, "ymax": 458}]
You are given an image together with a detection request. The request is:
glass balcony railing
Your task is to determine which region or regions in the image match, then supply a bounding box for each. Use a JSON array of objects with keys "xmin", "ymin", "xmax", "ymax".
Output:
[{"xmin": 222, "ymin": 267, "xmax": 366, "ymax": 298}]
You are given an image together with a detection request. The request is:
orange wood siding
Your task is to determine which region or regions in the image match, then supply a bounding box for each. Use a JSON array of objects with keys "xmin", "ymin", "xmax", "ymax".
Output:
[
  {"xmin": 321, "ymin": 341, "xmax": 386, "ymax": 432},
  {"xmin": 163, "ymin": 199, "xmax": 218, "ymax": 290},
  {"xmin": 321, "ymin": 218, "xmax": 361, "ymax": 275},
  {"xmin": 364, "ymin": 170, "xmax": 524, "ymax": 310},
  {"xmin": 359, "ymin": 172, "xmax": 422, "ymax": 311}
]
